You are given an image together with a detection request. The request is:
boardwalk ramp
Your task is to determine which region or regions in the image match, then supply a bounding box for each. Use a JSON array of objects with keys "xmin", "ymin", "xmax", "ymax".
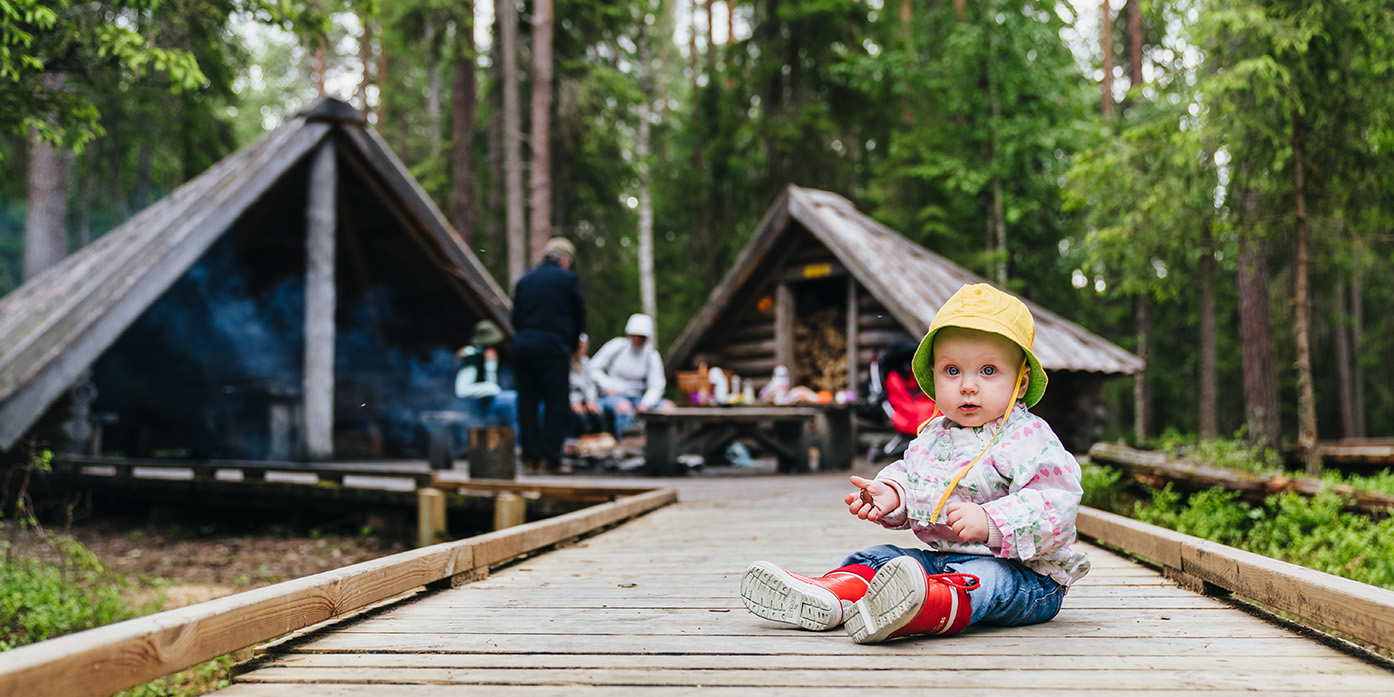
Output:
[{"xmin": 221, "ymin": 472, "xmax": 1394, "ymax": 696}]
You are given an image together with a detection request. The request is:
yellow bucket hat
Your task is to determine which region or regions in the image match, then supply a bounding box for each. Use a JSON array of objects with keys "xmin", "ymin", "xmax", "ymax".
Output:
[{"xmin": 910, "ymin": 283, "xmax": 1048, "ymax": 407}]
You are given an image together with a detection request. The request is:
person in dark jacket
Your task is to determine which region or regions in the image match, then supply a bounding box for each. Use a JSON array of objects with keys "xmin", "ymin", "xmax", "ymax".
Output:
[{"xmin": 512, "ymin": 237, "xmax": 585, "ymax": 473}]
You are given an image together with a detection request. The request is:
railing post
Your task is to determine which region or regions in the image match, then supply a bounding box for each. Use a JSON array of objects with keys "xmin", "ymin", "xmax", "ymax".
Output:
[{"xmin": 416, "ymin": 487, "xmax": 447, "ymax": 547}]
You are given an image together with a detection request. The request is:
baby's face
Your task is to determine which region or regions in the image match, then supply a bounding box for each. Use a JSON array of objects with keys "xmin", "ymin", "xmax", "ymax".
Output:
[{"xmin": 932, "ymin": 327, "xmax": 1026, "ymax": 429}]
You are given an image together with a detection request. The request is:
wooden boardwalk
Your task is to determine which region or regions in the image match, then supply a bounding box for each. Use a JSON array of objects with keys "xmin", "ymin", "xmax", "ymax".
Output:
[{"xmin": 221, "ymin": 470, "xmax": 1394, "ymax": 696}]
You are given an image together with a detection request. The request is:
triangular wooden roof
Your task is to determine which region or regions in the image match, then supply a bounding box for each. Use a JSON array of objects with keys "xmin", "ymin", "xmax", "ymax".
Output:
[
  {"xmin": 667, "ymin": 184, "xmax": 1142, "ymax": 376},
  {"xmin": 0, "ymin": 97, "xmax": 510, "ymax": 451}
]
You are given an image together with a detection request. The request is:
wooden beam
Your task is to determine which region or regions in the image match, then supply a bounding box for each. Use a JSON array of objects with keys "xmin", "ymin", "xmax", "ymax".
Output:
[
  {"xmin": 0, "ymin": 487, "xmax": 676, "ymax": 697},
  {"xmin": 304, "ymin": 142, "xmax": 337, "ymax": 460},
  {"xmin": 774, "ymin": 283, "xmax": 794, "ymax": 372},
  {"xmin": 846, "ymin": 277, "xmax": 859, "ymax": 397},
  {"xmin": 1089, "ymin": 442, "xmax": 1394, "ymax": 516},
  {"xmin": 1078, "ymin": 506, "xmax": 1394, "ymax": 656}
]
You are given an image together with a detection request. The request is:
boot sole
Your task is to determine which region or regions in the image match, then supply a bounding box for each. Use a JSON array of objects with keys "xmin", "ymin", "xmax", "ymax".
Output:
[
  {"xmin": 845, "ymin": 557, "xmax": 927, "ymax": 644},
  {"xmin": 740, "ymin": 561, "xmax": 842, "ymax": 631}
]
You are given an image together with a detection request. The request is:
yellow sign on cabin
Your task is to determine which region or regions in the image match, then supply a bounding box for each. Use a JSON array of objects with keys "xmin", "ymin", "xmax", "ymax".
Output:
[{"xmin": 803, "ymin": 263, "xmax": 833, "ymax": 279}]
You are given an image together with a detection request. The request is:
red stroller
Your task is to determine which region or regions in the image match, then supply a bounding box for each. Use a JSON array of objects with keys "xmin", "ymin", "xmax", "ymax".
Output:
[{"xmin": 865, "ymin": 341, "xmax": 939, "ymax": 462}]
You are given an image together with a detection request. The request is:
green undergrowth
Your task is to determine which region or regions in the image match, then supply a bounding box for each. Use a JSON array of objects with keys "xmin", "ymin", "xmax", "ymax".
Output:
[
  {"xmin": 0, "ymin": 526, "xmax": 246, "ymax": 697},
  {"xmin": 1083, "ymin": 436, "xmax": 1394, "ymax": 591},
  {"xmin": 0, "ymin": 530, "xmax": 143, "ymax": 650}
]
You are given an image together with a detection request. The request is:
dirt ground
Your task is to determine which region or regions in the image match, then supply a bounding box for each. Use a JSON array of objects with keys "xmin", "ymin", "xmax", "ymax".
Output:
[{"xmin": 13, "ymin": 519, "xmax": 407, "ymax": 610}]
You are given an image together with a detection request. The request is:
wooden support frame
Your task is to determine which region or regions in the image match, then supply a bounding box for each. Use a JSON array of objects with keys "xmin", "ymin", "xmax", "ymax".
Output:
[
  {"xmin": 304, "ymin": 142, "xmax": 338, "ymax": 460},
  {"xmin": 0, "ymin": 487, "xmax": 676, "ymax": 697},
  {"xmin": 1078, "ymin": 506, "xmax": 1394, "ymax": 656}
]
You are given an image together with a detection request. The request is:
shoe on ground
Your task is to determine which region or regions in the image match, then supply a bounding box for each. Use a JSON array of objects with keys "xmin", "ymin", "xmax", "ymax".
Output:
[
  {"xmin": 844, "ymin": 557, "xmax": 978, "ymax": 644},
  {"xmin": 740, "ymin": 561, "xmax": 864, "ymax": 631}
]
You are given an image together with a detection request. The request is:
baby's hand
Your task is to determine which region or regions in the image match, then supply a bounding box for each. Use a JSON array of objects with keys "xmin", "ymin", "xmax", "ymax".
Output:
[
  {"xmin": 844, "ymin": 475, "xmax": 899, "ymax": 522},
  {"xmin": 944, "ymin": 501, "xmax": 990, "ymax": 542}
]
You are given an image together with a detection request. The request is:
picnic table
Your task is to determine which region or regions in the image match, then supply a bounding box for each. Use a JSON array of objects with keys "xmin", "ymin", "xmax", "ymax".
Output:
[{"xmin": 640, "ymin": 404, "xmax": 854, "ymax": 476}]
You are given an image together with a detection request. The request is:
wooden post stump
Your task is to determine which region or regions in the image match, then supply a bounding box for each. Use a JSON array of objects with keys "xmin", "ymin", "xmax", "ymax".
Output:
[
  {"xmin": 493, "ymin": 491, "xmax": 527, "ymax": 531},
  {"xmin": 416, "ymin": 487, "xmax": 447, "ymax": 547},
  {"xmin": 468, "ymin": 426, "xmax": 515, "ymax": 480}
]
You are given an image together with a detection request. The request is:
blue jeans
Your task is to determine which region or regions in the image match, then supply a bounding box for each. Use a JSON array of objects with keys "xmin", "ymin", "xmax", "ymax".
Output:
[
  {"xmin": 841, "ymin": 544, "xmax": 1065, "ymax": 628},
  {"xmin": 599, "ymin": 394, "xmax": 642, "ymax": 436}
]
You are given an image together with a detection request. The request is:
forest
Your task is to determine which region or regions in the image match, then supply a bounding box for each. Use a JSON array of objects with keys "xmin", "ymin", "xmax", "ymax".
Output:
[{"xmin": 3, "ymin": 0, "xmax": 1392, "ymax": 460}]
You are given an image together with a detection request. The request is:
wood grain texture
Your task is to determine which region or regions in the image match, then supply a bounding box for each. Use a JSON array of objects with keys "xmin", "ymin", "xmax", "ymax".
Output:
[
  {"xmin": 219, "ymin": 470, "xmax": 1393, "ymax": 695},
  {"xmin": 0, "ymin": 487, "xmax": 673, "ymax": 697}
]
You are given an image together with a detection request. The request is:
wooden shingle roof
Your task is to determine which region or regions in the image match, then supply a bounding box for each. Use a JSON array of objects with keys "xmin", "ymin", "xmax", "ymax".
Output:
[
  {"xmin": 667, "ymin": 184, "xmax": 1142, "ymax": 376},
  {"xmin": 0, "ymin": 97, "xmax": 510, "ymax": 451}
]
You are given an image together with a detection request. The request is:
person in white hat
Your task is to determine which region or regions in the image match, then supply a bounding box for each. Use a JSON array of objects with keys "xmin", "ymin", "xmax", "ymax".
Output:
[{"xmin": 588, "ymin": 313, "xmax": 675, "ymax": 436}]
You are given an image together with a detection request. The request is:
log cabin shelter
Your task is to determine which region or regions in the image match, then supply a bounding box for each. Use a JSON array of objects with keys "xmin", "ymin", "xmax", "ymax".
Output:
[
  {"xmin": 0, "ymin": 97, "xmax": 510, "ymax": 463},
  {"xmin": 665, "ymin": 184, "xmax": 1144, "ymax": 451}
]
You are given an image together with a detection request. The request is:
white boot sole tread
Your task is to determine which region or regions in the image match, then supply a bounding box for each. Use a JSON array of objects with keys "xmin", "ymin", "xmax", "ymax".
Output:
[
  {"xmin": 740, "ymin": 561, "xmax": 841, "ymax": 631},
  {"xmin": 846, "ymin": 557, "xmax": 927, "ymax": 644}
]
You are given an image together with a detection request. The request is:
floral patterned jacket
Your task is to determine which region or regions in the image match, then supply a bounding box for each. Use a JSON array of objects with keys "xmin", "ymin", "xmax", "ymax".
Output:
[{"xmin": 874, "ymin": 403, "xmax": 1090, "ymax": 587}]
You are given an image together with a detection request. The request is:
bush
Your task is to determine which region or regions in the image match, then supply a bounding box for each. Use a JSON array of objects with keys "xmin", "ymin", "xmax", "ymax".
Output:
[{"xmin": 0, "ymin": 532, "xmax": 141, "ymax": 649}]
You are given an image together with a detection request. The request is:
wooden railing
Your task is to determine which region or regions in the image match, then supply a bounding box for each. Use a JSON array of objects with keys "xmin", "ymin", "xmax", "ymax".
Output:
[
  {"xmin": 1079, "ymin": 506, "xmax": 1394, "ymax": 656},
  {"xmin": 0, "ymin": 486, "xmax": 677, "ymax": 697}
]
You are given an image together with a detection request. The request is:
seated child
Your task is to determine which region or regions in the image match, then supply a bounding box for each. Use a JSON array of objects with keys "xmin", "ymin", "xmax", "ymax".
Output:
[{"xmin": 739, "ymin": 283, "xmax": 1089, "ymax": 643}]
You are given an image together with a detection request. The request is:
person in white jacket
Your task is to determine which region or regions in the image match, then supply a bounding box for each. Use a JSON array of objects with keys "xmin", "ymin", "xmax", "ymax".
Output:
[{"xmin": 589, "ymin": 313, "xmax": 675, "ymax": 436}]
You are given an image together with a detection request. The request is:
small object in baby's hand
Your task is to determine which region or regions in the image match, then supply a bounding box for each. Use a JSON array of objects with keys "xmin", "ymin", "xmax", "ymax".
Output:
[{"xmin": 860, "ymin": 488, "xmax": 875, "ymax": 510}]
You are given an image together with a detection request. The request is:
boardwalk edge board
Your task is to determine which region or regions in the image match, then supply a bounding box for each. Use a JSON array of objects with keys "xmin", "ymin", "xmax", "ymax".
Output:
[
  {"xmin": 1078, "ymin": 506, "xmax": 1394, "ymax": 656},
  {"xmin": 0, "ymin": 486, "xmax": 677, "ymax": 697}
]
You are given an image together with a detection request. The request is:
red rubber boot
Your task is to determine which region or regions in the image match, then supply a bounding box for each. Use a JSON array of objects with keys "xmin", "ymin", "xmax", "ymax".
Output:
[
  {"xmin": 844, "ymin": 557, "xmax": 979, "ymax": 643},
  {"xmin": 740, "ymin": 560, "xmax": 875, "ymax": 630}
]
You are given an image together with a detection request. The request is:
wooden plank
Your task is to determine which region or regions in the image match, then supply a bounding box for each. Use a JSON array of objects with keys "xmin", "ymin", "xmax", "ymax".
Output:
[
  {"xmin": 246, "ymin": 651, "xmax": 1388, "ymax": 673},
  {"xmin": 216, "ymin": 686, "xmax": 1392, "ymax": 697},
  {"xmin": 0, "ymin": 487, "xmax": 675, "ymax": 697},
  {"xmin": 232, "ymin": 666, "xmax": 1394, "ymax": 690},
  {"xmin": 1079, "ymin": 506, "xmax": 1394, "ymax": 654}
]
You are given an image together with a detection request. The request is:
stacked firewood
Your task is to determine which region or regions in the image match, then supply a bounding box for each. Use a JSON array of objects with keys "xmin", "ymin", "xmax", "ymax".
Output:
[{"xmin": 794, "ymin": 307, "xmax": 847, "ymax": 393}]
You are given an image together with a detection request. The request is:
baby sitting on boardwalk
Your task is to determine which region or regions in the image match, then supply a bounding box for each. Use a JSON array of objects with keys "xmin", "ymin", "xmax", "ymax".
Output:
[{"xmin": 740, "ymin": 283, "xmax": 1089, "ymax": 643}]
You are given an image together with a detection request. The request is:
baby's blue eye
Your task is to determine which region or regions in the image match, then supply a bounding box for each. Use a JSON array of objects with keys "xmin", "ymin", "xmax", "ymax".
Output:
[
  {"xmin": 945, "ymin": 366, "xmax": 959, "ymax": 376},
  {"xmin": 982, "ymin": 366, "xmax": 997, "ymax": 376}
]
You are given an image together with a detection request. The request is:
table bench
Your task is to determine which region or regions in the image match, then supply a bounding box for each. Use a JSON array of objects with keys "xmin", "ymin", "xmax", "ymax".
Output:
[{"xmin": 640, "ymin": 405, "xmax": 854, "ymax": 476}]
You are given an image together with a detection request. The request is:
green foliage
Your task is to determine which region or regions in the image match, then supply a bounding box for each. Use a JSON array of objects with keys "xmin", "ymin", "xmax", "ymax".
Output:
[
  {"xmin": 0, "ymin": 0, "xmax": 208, "ymax": 151},
  {"xmin": 0, "ymin": 533, "xmax": 141, "ymax": 649}
]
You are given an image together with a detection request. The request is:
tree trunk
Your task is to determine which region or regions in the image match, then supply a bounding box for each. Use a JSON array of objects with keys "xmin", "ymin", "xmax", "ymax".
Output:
[
  {"xmin": 24, "ymin": 75, "xmax": 70, "ymax": 281},
  {"xmin": 425, "ymin": 15, "xmax": 444, "ymax": 154},
  {"xmin": 1100, "ymin": 0, "xmax": 1113, "ymax": 119},
  {"xmin": 450, "ymin": 7, "xmax": 478, "ymax": 244},
  {"xmin": 1132, "ymin": 294, "xmax": 1151, "ymax": 441},
  {"xmin": 1237, "ymin": 184, "xmax": 1280, "ymax": 451},
  {"xmin": 900, "ymin": 0, "xmax": 914, "ymax": 125},
  {"xmin": 528, "ymin": 0, "xmax": 554, "ymax": 265},
  {"xmin": 1127, "ymin": 0, "xmax": 1142, "ymax": 85},
  {"xmin": 986, "ymin": 20, "xmax": 1006, "ymax": 286},
  {"xmin": 637, "ymin": 16, "xmax": 657, "ymax": 330},
  {"xmin": 377, "ymin": 27, "xmax": 390, "ymax": 128},
  {"xmin": 359, "ymin": 17, "xmax": 374, "ymax": 118},
  {"xmin": 498, "ymin": 0, "xmax": 526, "ymax": 287},
  {"xmin": 1291, "ymin": 109, "xmax": 1318, "ymax": 475},
  {"xmin": 1334, "ymin": 279, "xmax": 1355, "ymax": 438},
  {"xmin": 486, "ymin": 37, "xmax": 504, "ymax": 268},
  {"xmin": 1350, "ymin": 238, "xmax": 1366, "ymax": 436},
  {"xmin": 1198, "ymin": 224, "xmax": 1218, "ymax": 438}
]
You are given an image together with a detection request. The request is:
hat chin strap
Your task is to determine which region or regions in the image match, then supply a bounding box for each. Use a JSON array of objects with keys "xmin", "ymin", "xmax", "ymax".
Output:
[{"xmin": 929, "ymin": 359, "xmax": 1030, "ymax": 524}]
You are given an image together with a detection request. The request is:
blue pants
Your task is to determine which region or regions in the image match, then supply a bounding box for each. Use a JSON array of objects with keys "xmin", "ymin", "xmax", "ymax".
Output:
[
  {"xmin": 599, "ymin": 394, "xmax": 643, "ymax": 436},
  {"xmin": 841, "ymin": 544, "xmax": 1065, "ymax": 628}
]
